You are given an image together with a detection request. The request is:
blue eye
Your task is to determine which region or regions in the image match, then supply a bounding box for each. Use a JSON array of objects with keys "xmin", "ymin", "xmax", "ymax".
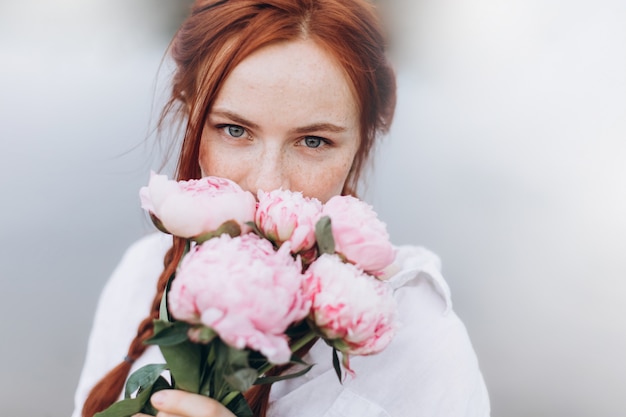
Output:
[
  {"xmin": 304, "ymin": 137, "xmax": 323, "ymax": 148},
  {"xmin": 226, "ymin": 125, "xmax": 245, "ymax": 138}
]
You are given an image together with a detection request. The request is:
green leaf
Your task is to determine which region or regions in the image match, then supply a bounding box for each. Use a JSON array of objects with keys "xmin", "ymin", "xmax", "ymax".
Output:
[
  {"xmin": 97, "ymin": 371, "xmax": 173, "ymax": 417},
  {"xmin": 159, "ymin": 292, "xmax": 168, "ymax": 322},
  {"xmin": 227, "ymin": 345, "xmax": 251, "ymax": 368},
  {"xmin": 213, "ymin": 339, "xmax": 231, "ymax": 370},
  {"xmin": 193, "ymin": 326, "xmax": 218, "ymax": 343},
  {"xmin": 332, "ymin": 348, "xmax": 342, "ymax": 383},
  {"xmin": 158, "ymin": 273, "xmax": 175, "ymax": 322},
  {"xmin": 94, "ymin": 398, "xmax": 146, "ymax": 417},
  {"xmin": 193, "ymin": 220, "xmax": 242, "ymax": 243},
  {"xmin": 124, "ymin": 363, "xmax": 168, "ymax": 399},
  {"xmin": 94, "ymin": 385, "xmax": 153, "ymax": 417},
  {"xmin": 224, "ymin": 368, "xmax": 258, "ymax": 392},
  {"xmin": 146, "ymin": 320, "xmax": 190, "ymax": 346},
  {"xmin": 245, "ymin": 221, "xmax": 263, "ymax": 237},
  {"xmin": 289, "ymin": 354, "xmax": 310, "ymax": 366},
  {"xmin": 255, "ymin": 362, "xmax": 314, "ymax": 385},
  {"xmin": 139, "ymin": 376, "xmax": 173, "ymax": 415},
  {"xmin": 159, "ymin": 340, "xmax": 203, "ymax": 393},
  {"xmin": 315, "ymin": 216, "xmax": 335, "ymax": 254},
  {"xmin": 149, "ymin": 213, "xmax": 171, "ymax": 235},
  {"xmin": 224, "ymin": 393, "xmax": 253, "ymax": 417},
  {"xmin": 325, "ymin": 337, "xmax": 349, "ymax": 353}
]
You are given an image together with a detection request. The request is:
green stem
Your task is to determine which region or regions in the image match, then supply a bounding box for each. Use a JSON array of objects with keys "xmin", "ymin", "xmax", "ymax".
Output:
[
  {"xmin": 290, "ymin": 329, "xmax": 318, "ymax": 353},
  {"xmin": 221, "ymin": 390, "xmax": 240, "ymax": 407},
  {"xmin": 257, "ymin": 329, "xmax": 317, "ymax": 376}
]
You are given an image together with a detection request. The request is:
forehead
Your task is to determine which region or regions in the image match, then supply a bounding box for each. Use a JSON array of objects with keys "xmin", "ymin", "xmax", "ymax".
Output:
[{"xmin": 212, "ymin": 39, "xmax": 359, "ymax": 127}]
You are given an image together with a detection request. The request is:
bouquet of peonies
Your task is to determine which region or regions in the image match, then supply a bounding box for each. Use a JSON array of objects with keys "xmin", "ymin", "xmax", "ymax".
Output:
[{"xmin": 96, "ymin": 172, "xmax": 398, "ymax": 417}]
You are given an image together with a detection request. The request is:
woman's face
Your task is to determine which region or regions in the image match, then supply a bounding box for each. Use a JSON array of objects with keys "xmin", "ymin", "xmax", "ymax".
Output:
[{"xmin": 199, "ymin": 39, "xmax": 360, "ymax": 203}]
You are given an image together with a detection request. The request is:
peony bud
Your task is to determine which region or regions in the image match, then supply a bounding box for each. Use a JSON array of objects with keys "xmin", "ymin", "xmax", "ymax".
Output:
[{"xmin": 139, "ymin": 172, "xmax": 256, "ymax": 239}]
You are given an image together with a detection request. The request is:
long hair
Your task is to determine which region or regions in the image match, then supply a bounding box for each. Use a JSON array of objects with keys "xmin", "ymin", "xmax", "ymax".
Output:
[{"xmin": 82, "ymin": 1, "xmax": 396, "ymax": 416}]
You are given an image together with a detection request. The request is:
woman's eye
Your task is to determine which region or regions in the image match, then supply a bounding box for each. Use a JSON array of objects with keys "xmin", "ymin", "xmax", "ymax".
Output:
[
  {"xmin": 224, "ymin": 125, "xmax": 245, "ymax": 138},
  {"xmin": 303, "ymin": 136, "xmax": 324, "ymax": 148}
]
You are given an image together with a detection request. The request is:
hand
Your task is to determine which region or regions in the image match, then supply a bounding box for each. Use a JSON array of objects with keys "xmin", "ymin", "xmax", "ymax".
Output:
[{"xmin": 133, "ymin": 390, "xmax": 237, "ymax": 417}]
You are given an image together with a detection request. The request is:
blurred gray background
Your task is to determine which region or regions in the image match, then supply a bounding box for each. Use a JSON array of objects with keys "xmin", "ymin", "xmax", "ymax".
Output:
[{"xmin": 1, "ymin": 0, "xmax": 625, "ymax": 416}]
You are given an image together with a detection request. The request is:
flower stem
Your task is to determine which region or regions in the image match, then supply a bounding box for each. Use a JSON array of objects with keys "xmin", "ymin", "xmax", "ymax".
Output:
[
  {"xmin": 290, "ymin": 329, "xmax": 317, "ymax": 353},
  {"xmin": 257, "ymin": 329, "xmax": 317, "ymax": 376},
  {"xmin": 221, "ymin": 390, "xmax": 240, "ymax": 408}
]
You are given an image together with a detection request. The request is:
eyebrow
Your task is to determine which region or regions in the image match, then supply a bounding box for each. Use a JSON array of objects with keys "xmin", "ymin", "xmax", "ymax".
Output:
[
  {"xmin": 211, "ymin": 109, "xmax": 348, "ymax": 134},
  {"xmin": 211, "ymin": 110, "xmax": 261, "ymax": 130},
  {"xmin": 292, "ymin": 122, "xmax": 347, "ymax": 134}
]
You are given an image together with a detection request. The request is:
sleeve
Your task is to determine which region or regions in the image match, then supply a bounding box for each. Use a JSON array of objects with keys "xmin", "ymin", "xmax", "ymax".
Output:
[
  {"xmin": 70, "ymin": 233, "xmax": 170, "ymax": 417},
  {"xmin": 267, "ymin": 246, "xmax": 490, "ymax": 417},
  {"xmin": 329, "ymin": 246, "xmax": 491, "ymax": 417}
]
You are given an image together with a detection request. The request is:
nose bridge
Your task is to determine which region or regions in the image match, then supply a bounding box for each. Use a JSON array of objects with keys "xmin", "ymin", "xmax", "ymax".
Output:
[{"xmin": 248, "ymin": 140, "xmax": 289, "ymax": 193}]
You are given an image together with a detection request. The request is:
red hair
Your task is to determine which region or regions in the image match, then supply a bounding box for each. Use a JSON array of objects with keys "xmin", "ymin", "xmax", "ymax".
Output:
[{"xmin": 82, "ymin": 1, "xmax": 395, "ymax": 416}]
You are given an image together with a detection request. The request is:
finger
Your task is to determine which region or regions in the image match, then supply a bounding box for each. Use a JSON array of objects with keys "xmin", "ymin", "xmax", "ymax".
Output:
[{"xmin": 151, "ymin": 390, "xmax": 234, "ymax": 417}]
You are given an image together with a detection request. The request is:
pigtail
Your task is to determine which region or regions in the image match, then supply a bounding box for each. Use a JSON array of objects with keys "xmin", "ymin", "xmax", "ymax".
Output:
[
  {"xmin": 81, "ymin": 237, "xmax": 186, "ymax": 417},
  {"xmin": 81, "ymin": 0, "xmax": 394, "ymax": 414}
]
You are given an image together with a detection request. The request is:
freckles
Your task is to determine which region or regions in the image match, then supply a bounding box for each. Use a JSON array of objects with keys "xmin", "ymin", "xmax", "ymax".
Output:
[
  {"xmin": 198, "ymin": 145, "xmax": 225, "ymax": 178},
  {"xmin": 205, "ymin": 156, "xmax": 234, "ymax": 179},
  {"xmin": 317, "ymin": 165, "xmax": 351, "ymax": 197},
  {"xmin": 198, "ymin": 138, "xmax": 212, "ymax": 173}
]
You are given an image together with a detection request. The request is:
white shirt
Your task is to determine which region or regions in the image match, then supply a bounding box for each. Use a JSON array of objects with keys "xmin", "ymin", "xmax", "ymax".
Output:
[{"xmin": 72, "ymin": 233, "xmax": 490, "ymax": 417}]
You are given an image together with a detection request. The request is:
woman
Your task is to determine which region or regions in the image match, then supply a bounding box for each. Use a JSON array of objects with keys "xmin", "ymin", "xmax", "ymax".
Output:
[{"xmin": 73, "ymin": 0, "xmax": 490, "ymax": 416}]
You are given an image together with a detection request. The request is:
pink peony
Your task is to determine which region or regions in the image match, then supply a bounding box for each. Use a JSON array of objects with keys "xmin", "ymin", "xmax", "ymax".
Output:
[
  {"xmin": 255, "ymin": 189, "xmax": 322, "ymax": 253},
  {"xmin": 139, "ymin": 172, "xmax": 256, "ymax": 239},
  {"xmin": 304, "ymin": 254, "xmax": 397, "ymax": 357},
  {"xmin": 322, "ymin": 195, "xmax": 395, "ymax": 275},
  {"xmin": 168, "ymin": 233, "xmax": 310, "ymax": 364}
]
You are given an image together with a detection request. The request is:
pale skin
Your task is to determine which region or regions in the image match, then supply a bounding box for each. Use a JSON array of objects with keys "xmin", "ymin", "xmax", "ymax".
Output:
[
  {"xmin": 199, "ymin": 38, "xmax": 360, "ymax": 204},
  {"xmin": 134, "ymin": 38, "xmax": 361, "ymax": 417}
]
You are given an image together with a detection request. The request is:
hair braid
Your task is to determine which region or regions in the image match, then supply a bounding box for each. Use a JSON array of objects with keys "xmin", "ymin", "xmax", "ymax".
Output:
[
  {"xmin": 82, "ymin": 235, "xmax": 315, "ymax": 417},
  {"xmin": 81, "ymin": 237, "xmax": 186, "ymax": 417},
  {"xmin": 82, "ymin": 0, "xmax": 394, "ymax": 414}
]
